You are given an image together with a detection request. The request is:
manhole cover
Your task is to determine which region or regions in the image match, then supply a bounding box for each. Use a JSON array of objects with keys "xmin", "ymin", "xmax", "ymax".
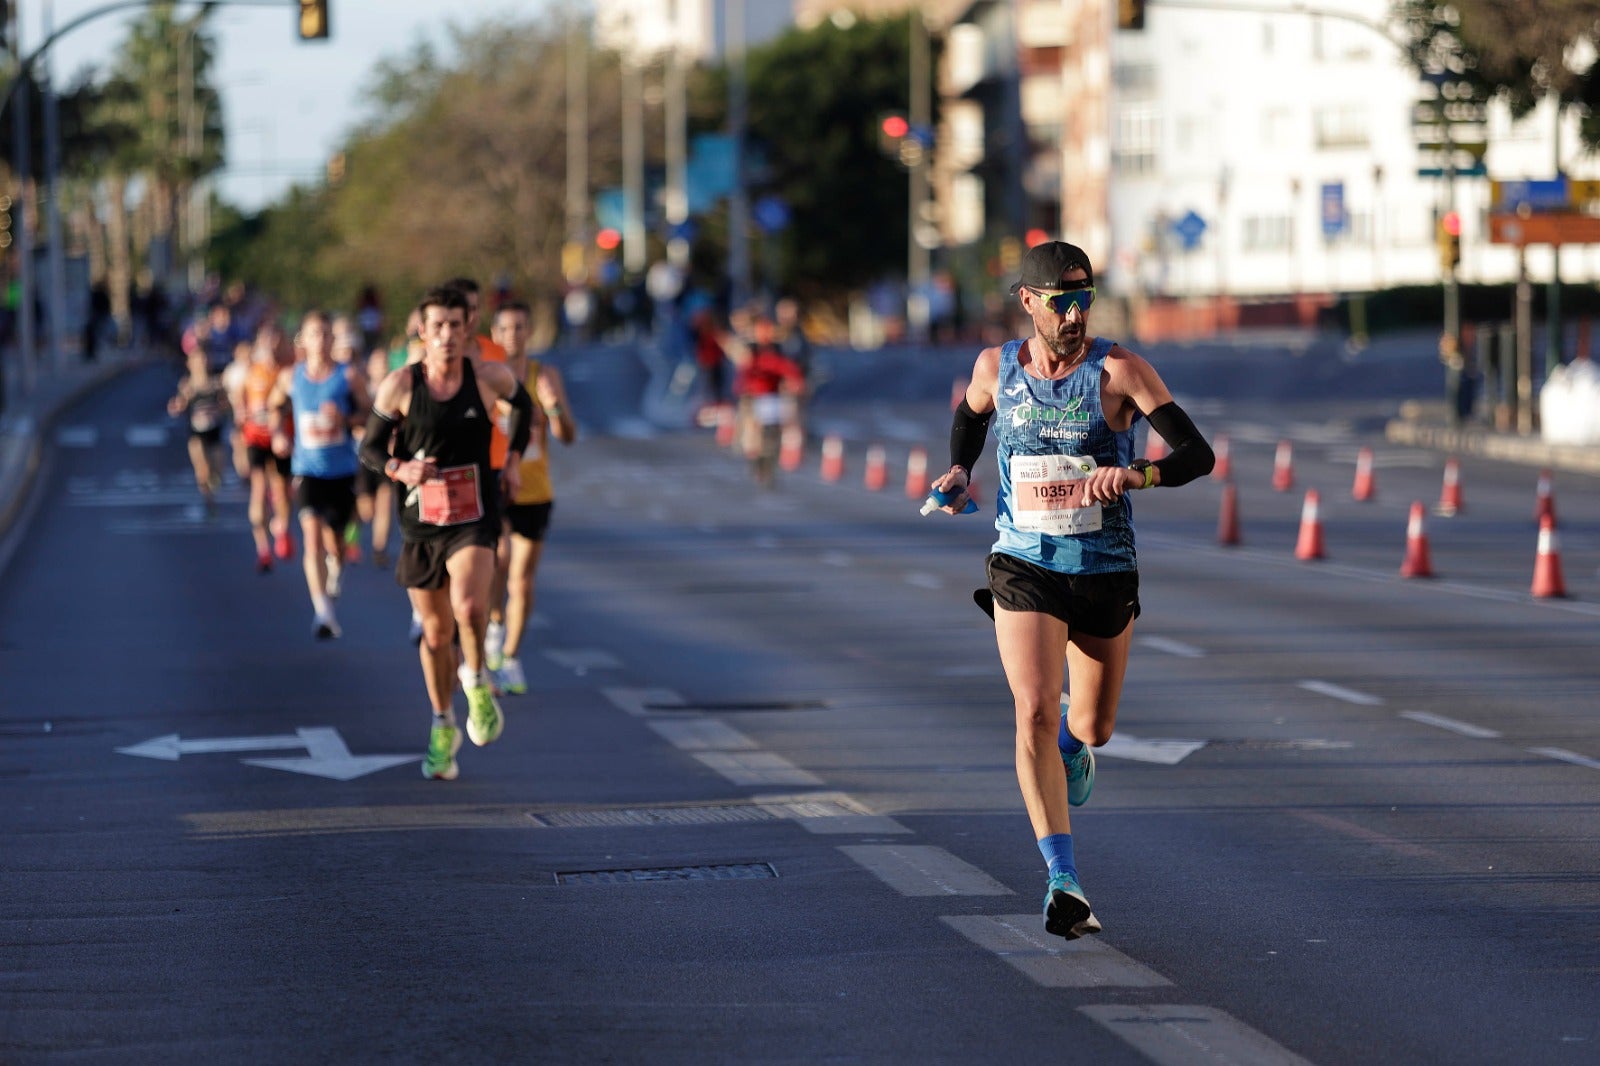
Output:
[{"xmin": 555, "ymin": 862, "xmax": 778, "ymax": 885}]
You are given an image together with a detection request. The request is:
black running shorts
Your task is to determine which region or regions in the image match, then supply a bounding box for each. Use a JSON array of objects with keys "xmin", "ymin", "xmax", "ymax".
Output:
[
  {"xmin": 396, "ymin": 520, "xmax": 500, "ymax": 591},
  {"xmin": 505, "ymin": 501, "xmax": 553, "ymax": 542},
  {"xmin": 986, "ymin": 552, "xmax": 1140, "ymax": 639},
  {"xmin": 246, "ymin": 444, "xmax": 293, "ymax": 479},
  {"xmin": 295, "ymin": 475, "xmax": 356, "ymax": 533}
]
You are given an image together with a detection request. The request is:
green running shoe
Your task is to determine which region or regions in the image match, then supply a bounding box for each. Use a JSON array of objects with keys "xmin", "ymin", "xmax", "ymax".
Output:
[
  {"xmin": 1043, "ymin": 871, "xmax": 1102, "ymax": 940},
  {"xmin": 1064, "ymin": 741, "xmax": 1095, "ymax": 807},
  {"xmin": 423, "ymin": 719, "xmax": 462, "ymax": 781},
  {"xmin": 465, "ymin": 684, "xmax": 504, "ymax": 746}
]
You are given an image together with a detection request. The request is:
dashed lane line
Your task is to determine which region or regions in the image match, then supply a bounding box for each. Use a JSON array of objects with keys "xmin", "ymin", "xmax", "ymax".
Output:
[
  {"xmin": 1398, "ymin": 710, "xmax": 1502, "ymax": 739},
  {"xmin": 646, "ymin": 718, "xmax": 759, "ymax": 751},
  {"xmin": 693, "ymin": 751, "xmax": 823, "ymax": 787},
  {"xmin": 542, "ymin": 648, "xmax": 623, "ymax": 674},
  {"xmin": 1138, "ymin": 635, "xmax": 1204, "ymax": 659},
  {"xmin": 1080, "ymin": 1004, "xmax": 1318, "ymax": 1066},
  {"xmin": 941, "ymin": 915, "xmax": 1172, "ymax": 989},
  {"xmin": 1528, "ymin": 747, "xmax": 1600, "ymax": 772},
  {"xmin": 1297, "ymin": 680, "xmax": 1384, "ymax": 706},
  {"xmin": 839, "ymin": 844, "xmax": 1012, "ymax": 897}
]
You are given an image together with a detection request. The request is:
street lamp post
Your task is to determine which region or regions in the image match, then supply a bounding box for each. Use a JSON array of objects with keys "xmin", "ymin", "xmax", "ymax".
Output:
[{"xmin": 42, "ymin": 0, "xmax": 68, "ymax": 373}]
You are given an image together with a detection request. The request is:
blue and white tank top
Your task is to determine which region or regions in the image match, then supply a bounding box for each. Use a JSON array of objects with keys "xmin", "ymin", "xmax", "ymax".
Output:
[
  {"xmin": 991, "ymin": 336, "xmax": 1137, "ymax": 573},
  {"xmin": 289, "ymin": 363, "xmax": 358, "ymax": 478}
]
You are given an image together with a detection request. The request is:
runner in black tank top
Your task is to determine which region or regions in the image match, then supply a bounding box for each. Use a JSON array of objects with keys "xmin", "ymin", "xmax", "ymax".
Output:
[{"xmin": 395, "ymin": 357, "xmax": 499, "ymax": 541}]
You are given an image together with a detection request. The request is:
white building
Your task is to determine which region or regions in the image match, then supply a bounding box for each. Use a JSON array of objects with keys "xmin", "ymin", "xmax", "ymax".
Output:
[{"xmin": 595, "ymin": 0, "xmax": 793, "ymax": 60}]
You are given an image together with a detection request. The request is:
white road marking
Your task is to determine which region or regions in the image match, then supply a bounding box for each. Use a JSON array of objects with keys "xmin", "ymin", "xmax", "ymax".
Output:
[
  {"xmin": 693, "ymin": 751, "xmax": 823, "ymax": 787},
  {"xmin": 756, "ymin": 793, "xmax": 910, "ymax": 835},
  {"xmin": 839, "ymin": 844, "xmax": 1012, "ymax": 897},
  {"xmin": 1528, "ymin": 747, "xmax": 1600, "ymax": 772},
  {"xmin": 542, "ymin": 648, "xmax": 622, "ymax": 674},
  {"xmin": 118, "ymin": 727, "xmax": 417, "ymax": 781},
  {"xmin": 1399, "ymin": 711, "xmax": 1501, "ymax": 739},
  {"xmin": 125, "ymin": 424, "xmax": 169, "ymax": 447},
  {"xmin": 647, "ymin": 719, "xmax": 758, "ymax": 751},
  {"xmin": 941, "ymin": 915, "xmax": 1172, "ymax": 988},
  {"xmin": 601, "ymin": 687, "xmax": 687, "ymax": 717},
  {"xmin": 821, "ymin": 551, "xmax": 853, "ymax": 567},
  {"xmin": 1138, "ymin": 635, "xmax": 1204, "ymax": 659},
  {"xmin": 904, "ymin": 572, "xmax": 943, "ymax": 589},
  {"xmin": 1080, "ymin": 1004, "xmax": 1317, "ymax": 1066},
  {"xmin": 1298, "ymin": 680, "xmax": 1384, "ymax": 706},
  {"xmin": 55, "ymin": 425, "xmax": 98, "ymax": 447},
  {"xmin": 1098, "ymin": 732, "xmax": 1208, "ymax": 765}
]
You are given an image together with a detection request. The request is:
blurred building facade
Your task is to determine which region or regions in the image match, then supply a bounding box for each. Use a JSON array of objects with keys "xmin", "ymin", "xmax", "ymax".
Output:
[{"xmin": 597, "ymin": 0, "xmax": 794, "ymax": 60}]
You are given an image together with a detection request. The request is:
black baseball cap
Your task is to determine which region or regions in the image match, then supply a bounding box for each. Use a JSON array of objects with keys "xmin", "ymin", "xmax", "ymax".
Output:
[{"xmin": 1008, "ymin": 240, "xmax": 1095, "ymax": 294}]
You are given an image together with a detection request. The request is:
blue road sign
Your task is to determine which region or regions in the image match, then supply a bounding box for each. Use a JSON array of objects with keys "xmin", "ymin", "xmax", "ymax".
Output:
[
  {"xmin": 1171, "ymin": 210, "xmax": 1207, "ymax": 250},
  {"xmin": 1495, "ymin": 178, "xmax": 1568, "ymax": 212},
  {"xmin": 1320, "ymin": 182, "xmax": 1347, "ymax": 239},
  {"xmin": 1417, "ymin": 164, "xmax": 1487, "ymax": 179}
]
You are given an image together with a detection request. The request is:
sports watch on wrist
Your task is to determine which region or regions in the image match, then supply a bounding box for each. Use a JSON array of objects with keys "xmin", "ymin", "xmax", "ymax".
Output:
[{"xmin": 1130, "ymin": 458, "xmax": 1155, "ymax": 489}]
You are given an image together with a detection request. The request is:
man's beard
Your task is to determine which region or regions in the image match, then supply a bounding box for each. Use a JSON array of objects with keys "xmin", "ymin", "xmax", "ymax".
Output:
[{"xmin": 1041, "ymin": 324, "xmax": 1086, "ymax": 361}]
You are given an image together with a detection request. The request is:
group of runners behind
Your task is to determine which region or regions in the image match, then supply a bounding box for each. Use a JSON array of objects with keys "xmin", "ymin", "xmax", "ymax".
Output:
[{"xmin": 166, "ymin": 279, "xmax": 577, "ymax": 780}]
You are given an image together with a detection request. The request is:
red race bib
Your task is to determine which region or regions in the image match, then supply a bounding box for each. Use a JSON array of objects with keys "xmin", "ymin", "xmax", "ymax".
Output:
[{"xmin": 417, "ymin": 465, "xmax": 484, "ymax": 526}]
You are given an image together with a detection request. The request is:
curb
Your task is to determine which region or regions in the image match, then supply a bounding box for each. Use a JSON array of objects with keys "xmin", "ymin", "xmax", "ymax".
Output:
[{"xmin": 0, "ymin": 357, "xmax": 159, "ymax": 541}]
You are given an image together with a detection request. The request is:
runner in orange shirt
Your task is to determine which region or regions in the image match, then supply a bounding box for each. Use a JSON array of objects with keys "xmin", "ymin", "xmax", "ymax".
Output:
[{"xmin": 229, "ymin": 323, "xmax": 295, "ymax": 570}]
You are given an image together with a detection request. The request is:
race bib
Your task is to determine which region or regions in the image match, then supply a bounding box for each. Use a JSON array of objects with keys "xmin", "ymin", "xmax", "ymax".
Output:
[
  {"xmin": 298, "ymin": 403, "xmax": 346, "ymax": 449},
  {"xmin": 1010, "ymin": 453, "xmax": 1103, "ymax": 535},
  {"xmin": 417, "ymin": 464, "xmax": 485, "ymax": 526}
]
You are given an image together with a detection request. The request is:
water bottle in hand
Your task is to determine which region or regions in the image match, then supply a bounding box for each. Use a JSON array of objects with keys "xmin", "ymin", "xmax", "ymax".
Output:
[{"xmin": 921, "ymin": 485, "xmax": 978, "ymax": 516}]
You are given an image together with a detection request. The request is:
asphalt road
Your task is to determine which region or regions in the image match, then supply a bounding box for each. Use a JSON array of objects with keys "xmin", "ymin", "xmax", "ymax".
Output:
[{"xmin": 2, "ymin": 337, "xmax": 1597, "ymax": 1064}]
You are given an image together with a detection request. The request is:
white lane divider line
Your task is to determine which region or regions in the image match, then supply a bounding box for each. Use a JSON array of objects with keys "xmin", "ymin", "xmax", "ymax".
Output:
[
  {"xmin": 941, "ymin": 915, "xmax": 1172, "ymax": 989},
  {"xmin": 1298, "ymin": 680, "xmax": 1384, "ymax": 706},
  {"xmin": 1399, "ymin": 711, "xmax": 1502, "ymax": 739},
  {"xmin": 543, "ymin": 648, "xmax": 622, "ymax": 674},
  {"xmin": 601, "ymin": 687, "xmax": 688, "ymax": 717},
  {"xmin": 1528, "ymin": 747, "xmax": 1600, "ymax": 772},
  {"xmin": 647, "ymin": 719, "xmax": 758, "ymax": 752},
  {"xmin": 1080, "ymin": 1004, "xmax": 1317, "ymax": 1066},
  {"xmin": 757, "ymin": 793, "xmax": 911, "ymax": 836},
  {"xmin": 821, "ymin": 551, "xmax": 853, "ymax": 567},
  {"xmin": 125, "ymin": 425, "xmax": 169, "ymax": 447},
  {"xmin": 56, "ymin": 425, "xmax": 98, "ymax": 447},
  {"xmin": 904, "ymin": 572, "xmax": 943, "ymax": 589},
  {"xmin": 1138, "ymin": 636, "xmax": 1204, "ymax": 659},
  {"xmin": 839, "ymin": 845, "xmax": 1012, "ymax": 897},
  {"xmin": 693, "ymin": 751, "xmax": 823, "ymax": 787}
]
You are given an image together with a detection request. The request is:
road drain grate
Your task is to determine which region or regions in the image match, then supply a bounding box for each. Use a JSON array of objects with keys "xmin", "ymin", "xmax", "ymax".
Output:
[
  {"xmin": 540, "ymin": 805, "xmax": 780, "ymax": 829},
  {"xmin": 556, "ymin": 862, "xmax": 778, "ymax": 885}
]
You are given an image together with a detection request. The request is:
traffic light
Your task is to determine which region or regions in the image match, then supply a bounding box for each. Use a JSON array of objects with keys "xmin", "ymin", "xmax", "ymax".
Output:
[
  {"xmin": 1437, "ymin": 211, "xmax": 1461, "ymax": 273},
  {"xmin": 595, "ymin": 228, "xmax": 621, "ymax": 252},
  {"xmin": 1117, "ymin": 0, "xmax": 1146, "ymax": 31},
  {"xmin": 298, "ymin": 0, "xmax": 329, "ymax": 41},
  {"xmin": 878, "ymin": 111, "xmax": 909, "ymax": 159}
]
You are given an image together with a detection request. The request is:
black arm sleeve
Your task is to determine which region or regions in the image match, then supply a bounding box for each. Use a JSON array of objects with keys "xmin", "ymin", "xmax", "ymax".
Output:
[
  {"xmin": 504, "ymin": 382, "xmax": 535, "ymax": 457},
  {"xmin": 1146, "ymin": 401, "xmax": 1215, "ymax": 486},
  {"xmin": 359, "ymin": 409, "xmax": 399, "ymax": 474},
  {"xmin": 949, "ymin": 398, "xmax": 995, "ymax": 476}
]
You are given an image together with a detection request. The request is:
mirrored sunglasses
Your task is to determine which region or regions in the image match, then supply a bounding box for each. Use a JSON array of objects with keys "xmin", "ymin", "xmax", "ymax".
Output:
[{"xmin": 1028, "ymin": 287, "xmax": 1095, "ymax": 315}]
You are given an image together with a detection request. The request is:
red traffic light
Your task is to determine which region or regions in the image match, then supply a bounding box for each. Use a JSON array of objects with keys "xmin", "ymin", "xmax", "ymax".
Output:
[
  {"xmin": 1441, "ymin": 211, "xmax": 1462, "ymax": 236},
  {"xmin": 881, "ymin": 114, "xmax": 909, "ymax": 140},
  {"xmin": 595, "ymin": 228, "xmax": 621, "ymax": 251}
]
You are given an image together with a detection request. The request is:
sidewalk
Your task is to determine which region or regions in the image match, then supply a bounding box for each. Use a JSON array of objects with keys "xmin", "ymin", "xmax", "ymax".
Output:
[
  {"xmin": 0, "ymin": 348, "xmax": 158, "ymax": 539},
  {"xmin": 1386, "ymin": 400, "xmax": 1600, "ymax": 475}
]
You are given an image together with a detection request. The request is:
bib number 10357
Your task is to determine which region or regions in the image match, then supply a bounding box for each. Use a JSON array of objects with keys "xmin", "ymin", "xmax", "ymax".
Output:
[{"xmin": 1010, "ymin": 453, "xmax": 1102, "ymax": 535}]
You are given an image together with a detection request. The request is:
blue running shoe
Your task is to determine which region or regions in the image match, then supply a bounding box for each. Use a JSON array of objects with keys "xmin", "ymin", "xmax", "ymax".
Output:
[
  {"xmin": 1064, "ymin": 742, "xmax": 1095, "ymax": 807},
  {"xmin": 1043, "ymin": 871, "xmax": 1102, "ymax": 940}
]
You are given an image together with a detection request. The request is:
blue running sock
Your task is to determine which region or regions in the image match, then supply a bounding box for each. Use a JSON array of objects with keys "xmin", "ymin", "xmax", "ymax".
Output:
[
  {"xmin": 1038, "ymin": 833, "xmax": 1077, "ymax": 882},
  {"xmin": 1059, "ymin": 715, "xmax": 1084, "ymax": 757}
]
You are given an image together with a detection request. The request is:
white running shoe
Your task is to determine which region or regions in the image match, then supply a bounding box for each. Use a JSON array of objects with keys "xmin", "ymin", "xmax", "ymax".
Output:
[
  {"xmin": 497, "ymin": 656, "xmax": 527, "ymax": 695},
  {"xmin": 485, "ymin": 621, "xmax": 506, "ymax": 671}
]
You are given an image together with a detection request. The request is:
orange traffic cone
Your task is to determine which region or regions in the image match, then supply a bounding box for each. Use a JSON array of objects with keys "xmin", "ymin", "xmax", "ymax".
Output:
[
  {"xmin": 1217, "ymin": 482, "xmax": 1241, "ymax": 546},
  {"xmin": 1146, "ymin": 431, "xmax": 1169, "ymax": 461},
  {"xmin": 1436, "ymin": 457, "xmax": 1463, "ymax": 517},
  {"xmin": 1273, "ymin": 440, "xmax": 1294, "ymax": 492},
  {"xmin": 1294, "ymin": 489, "xmax": 1325, "ymax": 560},
  {"xmin": 1399, "ymin": 501, "xmax": 1434, "ymax": 578},
  {"xmin": 715, "ymin": 403, "xmax": 737, "ymax": 448},
  {"xmin": 779, "ymin": 425, "xmax": 804, "ymax": 472},
  {"xmin": 1534, "ymin": 469, "xmax": 1556, "ymax": 525},
  {"xmin": 1212, "ymin": 435, "xmax": 1231, "ymax": 481},
  {"xmin": 820, "ymin": 435, "xmax": 845, "ymax": 482},
  {"xmin": 1352, "ymin": 446, "xmax": 1376, "ymax": 501},
  {"xmin": 864, "ymin": 444, "xmax": 888, "ymax": 491},
  {"xmin": 905, "ymin": 446, "xmax": 928, "ymax": 499},
  {"xmin": 1531, "ymin": 515, "xmax": 1568, "ymax": 598}
]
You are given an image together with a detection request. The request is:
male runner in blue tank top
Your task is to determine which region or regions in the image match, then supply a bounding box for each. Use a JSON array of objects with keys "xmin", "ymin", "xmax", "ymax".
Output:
[
  {"xmin": 268, "ymin": 310, "xmax": 370, "ymax": 639},
  {"xmin": 360, "ymin": 286, "xmax": 535, "ymax": 781},
  {"xmin": 928, "ymin": 241, "xmax": 1214, "ymax": 940}
]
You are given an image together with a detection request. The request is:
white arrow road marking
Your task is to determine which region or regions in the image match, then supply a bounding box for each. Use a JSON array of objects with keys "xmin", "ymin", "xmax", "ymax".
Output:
[
  {"xmin": 118, "ymin": 727, "xmax": 417, "ymax": 780},
  {"xmin": 117, "ymin": 733, "xmax": 308, "ymax": 761},
  {"xmin": 1098, "ymin": 732, "xmax": 1209, "ymax": 765},
  {"xmin": 243, "ymin": 727, "xmax": 419, "ymax": 781}
]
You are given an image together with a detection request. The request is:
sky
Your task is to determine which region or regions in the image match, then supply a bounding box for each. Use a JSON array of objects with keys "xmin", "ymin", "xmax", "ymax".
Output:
[{"xmin": 27, "ymin": 0, "xmax": 542, "ymax": 213}]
